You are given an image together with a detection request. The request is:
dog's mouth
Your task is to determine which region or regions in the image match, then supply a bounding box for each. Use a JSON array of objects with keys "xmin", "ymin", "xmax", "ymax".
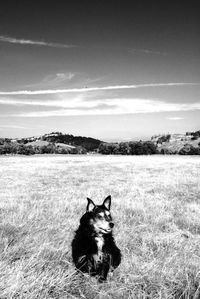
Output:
[{"xmin": 99, "ymin": 227, "xmax": 112, "ymax": 234}]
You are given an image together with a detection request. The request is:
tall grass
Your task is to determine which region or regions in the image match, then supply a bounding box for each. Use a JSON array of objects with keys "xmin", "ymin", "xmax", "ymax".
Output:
[{"xmin": 0, "ymin": 155, "xmax": 200, "ymax": 298}]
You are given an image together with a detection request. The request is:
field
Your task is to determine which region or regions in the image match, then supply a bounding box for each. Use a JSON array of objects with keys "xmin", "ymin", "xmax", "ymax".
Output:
[{"xmin": 0, "ymin": 155, "xmax": 200, "ymax": 299}]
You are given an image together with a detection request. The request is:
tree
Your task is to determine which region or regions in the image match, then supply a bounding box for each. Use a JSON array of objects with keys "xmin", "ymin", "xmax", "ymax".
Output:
[
  {"xmin": 99, "ymin": 141, "xmax": 158, "ymax": 155},
  {"xmin": 179, "ymin": 144, "xmax": 200, "ymax": 155},
  {"xmin": 118, "ymin": 142, "xmax": 130, "ymax": 155}
]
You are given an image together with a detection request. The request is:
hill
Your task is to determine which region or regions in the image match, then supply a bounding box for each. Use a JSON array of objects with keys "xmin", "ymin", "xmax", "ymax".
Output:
[
  {"xmin": 0, "ymin": 130, "xmax": 200, "ymax": 155},
  {"xmin": 98, "ymin": 130, "xmax": 200, "ymax": 155},
  {"xmin": 151, "ymin": 130, "xmax": 200, "ymax": 154},
  {"xmin": 40, "ymin": 132, "xmax": 101, "ymax": 151},
  {"xmin": 0, "ymin": 132, "xmax": 102, "ymax": 155}
]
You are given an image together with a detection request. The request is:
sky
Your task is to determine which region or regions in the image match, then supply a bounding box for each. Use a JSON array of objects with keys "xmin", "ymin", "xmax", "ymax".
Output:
[{"xmin": 0, "ymin": 0, "xmax": 199, "ymax": 141}]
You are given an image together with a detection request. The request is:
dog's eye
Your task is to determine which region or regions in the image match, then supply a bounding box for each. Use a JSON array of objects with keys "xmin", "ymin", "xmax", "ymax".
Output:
[{"xmin": 97, "ymin": 215, "xmax": 104, "ymax": 220}]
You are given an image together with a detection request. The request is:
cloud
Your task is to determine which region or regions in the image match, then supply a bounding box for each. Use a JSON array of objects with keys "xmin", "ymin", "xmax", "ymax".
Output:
[
  {"xmin": 0, "ymin": 82, "xmax": 199, "ymax": 95},
  {"xmin": 54, "ymin": 72, "xmax": 75, "ymax": 81},
  {"xmin": 0, "ymin": 35, "xmax": 76, "ymax": 48},
  {"xmin": 166, "ymin": 117, "xmax": 184, "ymax": 120},
  {"xmin": 0, "ymin": 98, "xmax": 47, "ymax": 106},
  {"xmin": 42, "ymin": 72, "xmax": 75, "ymax": 85},
  {"xmin": 0, "ymin": 125, "xmax": 27, "ymax": 129},
  {"xmin": 2, "ymin": 98, "xmax": 200, "ymax": 117},
  {"xmin": 0, "ymin": 95, "xmax": 117, "ymax": 110},
  {"xmin": 128, "ymin": 48, "xmax": 168, "ymax": 56},
  {"xmin": 25, "ymin": 72, "xmax": 75, "ymax": 88},
  {"xmin": 0, "ymin": 95, "xmax": 84, "ymax": 107}
]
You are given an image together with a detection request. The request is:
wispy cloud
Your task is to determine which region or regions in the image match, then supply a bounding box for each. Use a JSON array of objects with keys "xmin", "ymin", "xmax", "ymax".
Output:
[
  {"xmin": 0, "ymin": 35, "xmax": 76, "ymax": 48},
  {"xmin": 0, "ymin": 125, "xmax": 27, "ymax": 129},
  {"xmin": 0, "ymin": 95, "xmax": 84, "ymax": 107},
  {"xmin": 24, "ymin": 72, "xmax": 75, "ymax": 88},
  {"xmin": 0, "ymin": 96, "xmax": 118, "ymax": 111},
  {"xmin": 46, "ymin": 72, "xmax": 75, "ymax": 82},
  {"xmin": 0, "ymin": 82, "xmax": 198, "ymax": 95},
  {"xmin": 128, "ymin": 48, "xmax": 168, "ymax": 56},
  {"xmin": 166, "ymin": 117, "xmax": 184, "ymax": 120},
  {"xmin": 2, "ymin": 98, "xmax": 200, "ymax": 117}
]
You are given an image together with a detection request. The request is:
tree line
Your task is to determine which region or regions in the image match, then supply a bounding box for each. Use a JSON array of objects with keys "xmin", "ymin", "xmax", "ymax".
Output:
[
  {"xmin": 0, "ymin": 142, "xmax": 86, "ymax": 155},
  {"xmin": 98, "ymin": 141, "xmax": 158, "ymax": 155},
  {"xmin": 0, "ymin": 138, "xmax": 200, "ymax": 156}
]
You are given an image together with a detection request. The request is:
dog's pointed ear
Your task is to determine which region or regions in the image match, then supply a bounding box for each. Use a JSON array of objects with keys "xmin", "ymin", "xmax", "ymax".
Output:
[
  {"xmin": 103, "ymin": 195, "xmax": 111, "ymax": 210},
  {"xmin": 86, "ymin": 198, "xmax": 96, "ymax": 212}
]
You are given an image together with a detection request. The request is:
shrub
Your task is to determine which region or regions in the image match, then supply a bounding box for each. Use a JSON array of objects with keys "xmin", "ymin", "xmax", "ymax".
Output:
[
  {"xmin": 179, "ymin": 144, "xmax": 200, "ymax": 155},
  {"xmin": 16, "ymin": 145, "xmax": 35, "ymax": 155},
  {"xmin": 157, "ymin": 134, "xmax": 171, "ymax": 144},
  {"xmin": 160, "ymin": 148, "xmax": 175, "ymax": 155}
]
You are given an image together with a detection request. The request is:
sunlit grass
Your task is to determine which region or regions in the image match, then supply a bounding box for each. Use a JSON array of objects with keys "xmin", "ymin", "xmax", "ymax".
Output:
[{"xmin": 0, "ymin": 155, "xmax": 200, "ymax": 298}]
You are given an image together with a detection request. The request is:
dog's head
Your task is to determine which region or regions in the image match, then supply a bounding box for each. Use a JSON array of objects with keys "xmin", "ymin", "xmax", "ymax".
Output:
[{"xmin": 80, "ymin": 195, "xmax": 114, "ymax": 235}]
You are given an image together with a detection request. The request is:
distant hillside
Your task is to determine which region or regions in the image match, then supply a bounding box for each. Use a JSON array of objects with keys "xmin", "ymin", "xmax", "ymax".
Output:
[
  {"xmin": 40, "ymin": 132, "xmax": 101, "ymax": 151},
  {"xmin": 0, "ymin": 132, "xmax": 102, "ymax": 155},
  {"xmin": 151, "ymin": 130, "xmax": 200, "ymax": 154},
  {"xmin": 0, "ymin": 130, "xmax": 200, "ymax": 155},
  {"xmin": 13, "ymin": 132, "xmax": 101, "ymax": 151},
  {"xmin": 97, "ymin": 130, "xmax": 200, "ymax": 156}
]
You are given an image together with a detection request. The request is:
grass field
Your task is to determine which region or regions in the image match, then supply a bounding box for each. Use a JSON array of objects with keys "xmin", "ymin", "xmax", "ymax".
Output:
[{"xmin": 0, "ymin": 155, "xmax": 200, "ymax": 299}]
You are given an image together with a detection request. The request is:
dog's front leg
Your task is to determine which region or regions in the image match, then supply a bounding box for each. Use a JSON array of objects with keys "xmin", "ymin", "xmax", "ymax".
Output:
[
  {"xmin": 98, "ymin": 262, "xmax": 109, "ymax": 283},
  {"xmin": 76, "ymin": 255, "xmax": 92, "ymax": 273},
  {"xmin": 110, "ymin": 246, "xmax": 121, "ymax": 269}
]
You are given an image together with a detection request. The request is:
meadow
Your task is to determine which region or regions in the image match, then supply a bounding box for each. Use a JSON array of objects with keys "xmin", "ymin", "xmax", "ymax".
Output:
[{"xmin": 0, "ymin": 154, "xmax": 200, "ymax": 299}]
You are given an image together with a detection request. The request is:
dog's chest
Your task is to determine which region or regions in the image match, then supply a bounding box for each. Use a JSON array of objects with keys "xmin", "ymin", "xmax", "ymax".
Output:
[{"xmin": 93, "ymin": 236, "xmax": 104, "ymax": 264}]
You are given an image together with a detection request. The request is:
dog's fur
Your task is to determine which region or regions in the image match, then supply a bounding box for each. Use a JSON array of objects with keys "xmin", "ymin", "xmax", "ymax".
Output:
[{"xmin": 71, "ymin": 195, "xmax": 121, "ymax": 282}]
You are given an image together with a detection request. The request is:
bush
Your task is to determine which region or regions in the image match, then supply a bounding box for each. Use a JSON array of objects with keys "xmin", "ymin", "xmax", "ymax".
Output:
[
  {"xmin": 160, "ymin": 148, "xmax": 175, "ymax": 155},
  {"xmin": 16, "ymin": 145, "xmax": 35, "ymax": 155},
  {"xmin": 179, "ymin": 144, "xmax": 200, "ymax": 155},
  {"xmin": 157, "ymin": 134, "xmax": 171, "ymax": 144},
  {"xmin": 191, "ymin": 136, "xmax": 198, "ymax": 140},
  {"xmin": 98, "ymin": 143, "xmax": 119, "ymax": 155},
  {"xmin": 0, "ymin": 143, "xmax": 35, "ymax": 155},
  {"xmin": 188, "ymin": 130, "xmax": 200, "ymax": 139},
  {"xmin": 39, "ymin": 145, "xmax": 56, "ymax": 154}
]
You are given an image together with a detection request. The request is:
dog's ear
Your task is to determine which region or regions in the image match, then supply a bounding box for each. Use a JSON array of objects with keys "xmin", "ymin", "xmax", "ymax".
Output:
[
  {"xmin": 103, "ymin": 195, "xmax": 111, "ymax": 210},
  {"xmin": 86, "ymin": 198, "xmax": 96, "ymax": 212}
]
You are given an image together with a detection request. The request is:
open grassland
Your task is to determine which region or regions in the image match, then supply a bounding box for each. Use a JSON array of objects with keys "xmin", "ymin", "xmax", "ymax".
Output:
[{"xmin": 0, "ymin": 155, "xmax": 200, "ymax": 299}]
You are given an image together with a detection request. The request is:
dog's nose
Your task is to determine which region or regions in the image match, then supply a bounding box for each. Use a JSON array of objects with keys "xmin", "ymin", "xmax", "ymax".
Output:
[{"xmin": 109, "ymin": 222, "xmax": 114, "ymax": 228}]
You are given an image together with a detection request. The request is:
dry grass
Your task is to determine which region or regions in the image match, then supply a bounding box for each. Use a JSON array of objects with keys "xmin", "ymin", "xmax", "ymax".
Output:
[{"xmin": 0, "ymin": 154, "xmax": 200, "ymax": 298}]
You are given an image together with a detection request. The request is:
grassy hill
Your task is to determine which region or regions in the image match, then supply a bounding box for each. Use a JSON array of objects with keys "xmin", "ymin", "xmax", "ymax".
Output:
[
  {"xmin": 1, "ymin": 130, "xmax": 200, "ymax": 155},
  {"xmin": 40, "ymin": 132, "xmax": 101, "ymax": 151},
  {"xmin": 151, "ymin": 130, "xmax": 200, "ymax": 154},
  {"xmin": 0, "ymin": 132, "xmax": 102, "ymax": 155}
]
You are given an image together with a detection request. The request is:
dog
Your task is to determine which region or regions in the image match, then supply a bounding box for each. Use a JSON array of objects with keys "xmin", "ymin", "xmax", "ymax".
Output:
[{"xmin": 71, "ymin": 195, "xmax": 121, "ymax": 282}]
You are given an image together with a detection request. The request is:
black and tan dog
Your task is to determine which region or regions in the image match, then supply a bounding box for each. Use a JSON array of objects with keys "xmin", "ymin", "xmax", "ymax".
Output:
[{"xmin": 71, "ymin": 195, "xmax": 121, "ymax": 282}]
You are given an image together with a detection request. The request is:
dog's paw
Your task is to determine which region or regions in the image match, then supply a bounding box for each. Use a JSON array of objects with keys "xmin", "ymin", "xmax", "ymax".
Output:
[
  {"xmin": 109, "ymin": 271, "xmax": 114, "ymax": 278},
  {"xmin": 98, "ymin": 276, "xmax": 107, "ymax": 283}
]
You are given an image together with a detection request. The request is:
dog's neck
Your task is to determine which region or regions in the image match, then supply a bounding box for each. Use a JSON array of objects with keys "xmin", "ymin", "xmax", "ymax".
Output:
[
  {"xmin": 93, "ymin": 235, "xmax": 104, "ymax": 264},
  {"xmin": 95, "ymin": 235, "xmax": 104, "ymax": 251}
]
